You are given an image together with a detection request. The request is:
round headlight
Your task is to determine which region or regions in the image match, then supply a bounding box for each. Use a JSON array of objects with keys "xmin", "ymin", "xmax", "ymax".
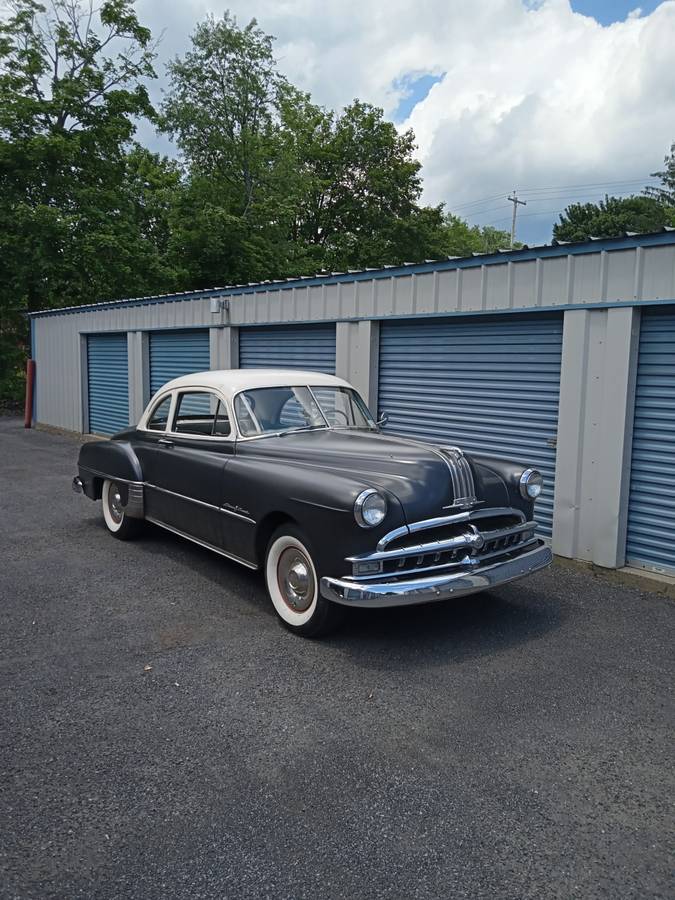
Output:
[
  {"xmin": 519, "ymin": 468, "xmax": 543, "ymax": 500},
  {"xmin": 354, "ymin": 489, "xmax": 387, "ymax": 528}
]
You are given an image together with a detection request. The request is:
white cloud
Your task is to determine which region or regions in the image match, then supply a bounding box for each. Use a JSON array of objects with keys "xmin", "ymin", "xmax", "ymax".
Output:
[{"xmin": 136, "ymin": 0, "xmax": 675, "ymax": 241}]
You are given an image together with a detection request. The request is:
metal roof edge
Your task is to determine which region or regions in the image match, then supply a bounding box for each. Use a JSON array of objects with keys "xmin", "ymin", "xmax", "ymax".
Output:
[{"xmin": 27, "ymin": 228, "xmax": 675, "ymax": 319}]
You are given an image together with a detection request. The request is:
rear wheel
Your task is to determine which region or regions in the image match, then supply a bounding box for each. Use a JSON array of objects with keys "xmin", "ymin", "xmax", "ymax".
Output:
[
  {"xmin": 265, "ymin": 526, "xmax": 344, "ymax": 637},
  {"xmin": 102, "ymin": 479, "xmax": 142, "ymax": 540}
]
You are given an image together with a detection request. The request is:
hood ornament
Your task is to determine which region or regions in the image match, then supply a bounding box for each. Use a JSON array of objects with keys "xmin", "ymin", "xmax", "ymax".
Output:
[{"xmin": 440, "ymin": 446, "xmax": 479, "ymax": 509}]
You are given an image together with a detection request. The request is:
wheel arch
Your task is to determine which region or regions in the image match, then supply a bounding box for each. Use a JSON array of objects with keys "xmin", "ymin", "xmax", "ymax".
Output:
[{"xmin": 255, "ymin": 511, "xmax": 300, "ymax": 566}]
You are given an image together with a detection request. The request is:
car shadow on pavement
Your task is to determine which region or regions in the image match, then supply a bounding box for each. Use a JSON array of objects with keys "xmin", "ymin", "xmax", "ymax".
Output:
[
  {"xmin": 330, "ymin": 579, "xmax": 563, "ymax": 669},
  {"xmin": 129, "ymin": 520, "xmax": 562, "ymax": 669}
]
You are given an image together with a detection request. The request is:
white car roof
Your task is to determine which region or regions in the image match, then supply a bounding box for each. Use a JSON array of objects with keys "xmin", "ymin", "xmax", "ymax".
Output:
[{"xmin": 159, "ymin": 369, "xmax": 354, "ymax": 400}]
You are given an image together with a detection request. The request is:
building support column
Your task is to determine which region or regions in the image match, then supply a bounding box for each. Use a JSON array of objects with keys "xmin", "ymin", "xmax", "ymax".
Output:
[
  {"xmin": 210, "ymin": 326, "xmax": 239, "ymax": 371},
  {"xmin": 553, "ymin": 306, "xmax": 640, "ymax": 567},
  {"xmin": 336, "ymin": 320, "xmax": 380, "ymax": 414},
  {"xmin": 127, "ymin": 330, "xmax": 149, "ymax": 424}
]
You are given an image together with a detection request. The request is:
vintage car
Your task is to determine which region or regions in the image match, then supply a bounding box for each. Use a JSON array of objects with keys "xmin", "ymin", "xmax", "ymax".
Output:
[{"xmin": 73, "ymin": 369, "xmax": 552, "ymax": 636}]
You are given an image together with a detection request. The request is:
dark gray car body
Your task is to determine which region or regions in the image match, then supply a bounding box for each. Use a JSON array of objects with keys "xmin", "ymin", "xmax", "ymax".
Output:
[{"xmin": 76, "ymin": 423, "xmax": 549, "ymax": 596}]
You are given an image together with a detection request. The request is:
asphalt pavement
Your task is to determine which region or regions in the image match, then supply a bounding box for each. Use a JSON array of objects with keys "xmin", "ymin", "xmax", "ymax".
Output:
[{"xmin": 0, "ymin": 417, "xmax": 673, "ymax": 900}]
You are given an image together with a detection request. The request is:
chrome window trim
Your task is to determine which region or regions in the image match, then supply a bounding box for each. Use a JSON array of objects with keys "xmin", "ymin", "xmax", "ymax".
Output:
[
  {"xmin": 168, "ymin": 388, "xmax": 235, "ymax": 442},
  {"xmin": 139, "ymin": 390, "xmax": 175, "ymax": 434},
  {"xmin": 138, "ymin": 387, "xmax": 237, "ymax": 442},
  {"xmin": 231, "ymin": 384, "xmax": 373, "ymax": 441}
]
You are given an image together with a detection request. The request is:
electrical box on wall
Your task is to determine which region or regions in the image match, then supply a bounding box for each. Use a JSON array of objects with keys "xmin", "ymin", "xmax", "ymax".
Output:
[{"xmin": 210, "ymin": 298, "xmax": 223, "ymax": 314}]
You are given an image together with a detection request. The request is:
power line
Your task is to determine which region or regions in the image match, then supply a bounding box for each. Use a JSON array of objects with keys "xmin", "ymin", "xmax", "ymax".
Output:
[
  {"xmin": 517, "ymin": 177, "xmax": 659, "ymax": 195},
  {"xmin": 450, "ymin": 176, "xmax": 660, "ymax": 213}
]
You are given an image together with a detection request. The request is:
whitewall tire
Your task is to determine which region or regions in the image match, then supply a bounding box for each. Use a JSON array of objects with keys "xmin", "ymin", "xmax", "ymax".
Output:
[
  {"xmin": 101, "ymin": 479, "xmax": 142, "ymax": 541},
  {"xmin": 265, "ymin": 527, "xmax": 344, "ymax": 637}
]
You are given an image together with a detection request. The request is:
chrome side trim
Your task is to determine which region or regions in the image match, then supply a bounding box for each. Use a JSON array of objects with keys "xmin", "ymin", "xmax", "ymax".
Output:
[
  {"xmin": 145, "ymin": 483, "xmax": 256, "ymax": 525},
  {"xmin": 79, "ymin": 465, "xmax": 139, "ymax": 486},
  {"xmin": 145, "ymin": 517, "xmax": 258, "ymax": 570},
  {"xmin": 377, "ymin": 507, "xmax": 526, "ymax": 551},
  {"xmin": 77, "ymin": 467, "xmax": 144, "ymax": 516},
  {"xmin": 321, "ymin": 543, "xmax": 552, "ymax": 608},
  {"xmin": 124, "ymin": 482, "xmax": 144, "ymax": 519}
]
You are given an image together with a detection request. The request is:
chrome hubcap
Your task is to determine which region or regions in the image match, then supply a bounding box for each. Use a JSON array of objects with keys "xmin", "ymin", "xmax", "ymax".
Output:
[
  {"xmin": 109, "ymin": 482, "xmax": 124, "ymax": 524},
  {"xmin": 277, "ymin": 548, "xmax": 315, "ymax": 612}
]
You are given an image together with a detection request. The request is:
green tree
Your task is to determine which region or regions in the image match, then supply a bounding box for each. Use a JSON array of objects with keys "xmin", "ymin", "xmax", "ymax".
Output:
[
  {"xmin": 0, "ymin": 0, "xmax": 167, "ymax": 399},
  {"xmin": 645, "ymin": 141, "xmax": 675, "ymax": 207},
  {"xmin": 162, "ymin": 13, "xmax": 506, "ymax": 283},
  {"xmin": 552, "ymin": 194, "xmax": 673, "ymax": 243}
]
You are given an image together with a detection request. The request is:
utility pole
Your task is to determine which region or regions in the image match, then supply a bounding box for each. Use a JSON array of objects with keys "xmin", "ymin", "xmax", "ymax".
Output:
[{"xmin": 507, "ymin": 191, "xmax": 526, "ymax": 248}]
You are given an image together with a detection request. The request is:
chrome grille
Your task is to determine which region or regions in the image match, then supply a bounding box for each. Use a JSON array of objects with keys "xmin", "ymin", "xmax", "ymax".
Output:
[
  {"xmin": 348, "ymin": 508, "xmax": 538, "ymax": 582},
  {"xmin": 440, "ymin": 446, "xmax": 477, "ymax": 508}
]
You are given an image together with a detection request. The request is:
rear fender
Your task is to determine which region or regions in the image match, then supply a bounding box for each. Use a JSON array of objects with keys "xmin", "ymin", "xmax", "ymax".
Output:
[{"xmin": 77, "ymin": 440, "xmax": 144, "ymax": 517}]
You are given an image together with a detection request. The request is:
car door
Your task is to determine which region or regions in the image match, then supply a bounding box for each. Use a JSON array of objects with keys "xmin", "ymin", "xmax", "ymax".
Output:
[{"xmin": 137, "ymin": 389, "xmax": 234, "ymax": 548}]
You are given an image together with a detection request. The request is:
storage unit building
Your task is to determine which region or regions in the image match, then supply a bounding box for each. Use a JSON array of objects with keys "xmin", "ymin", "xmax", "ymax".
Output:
[{"xmin": 28, "ymin": 229, "xmax": 675, "ymax": 573}]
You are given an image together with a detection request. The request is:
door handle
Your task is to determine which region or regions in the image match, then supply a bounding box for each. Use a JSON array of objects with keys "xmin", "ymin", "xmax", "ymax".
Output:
[{"xmin": 158, "ymin": 438, "xmax": 174, "ymax": 447}]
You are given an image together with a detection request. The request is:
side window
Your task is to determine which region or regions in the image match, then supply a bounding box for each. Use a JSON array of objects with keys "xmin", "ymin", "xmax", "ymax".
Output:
[
  {"xmin": 146, "ymin": 395, "xmax": 172, "ymax": 432},
  {"xmin": 173, "ymin": 391, "xmax": 229, "ymax": 437}
]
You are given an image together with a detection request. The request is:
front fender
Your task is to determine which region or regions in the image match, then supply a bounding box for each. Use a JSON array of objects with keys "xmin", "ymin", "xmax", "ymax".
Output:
[
  {"xmin": 226, "ymin": 456, "xmax": 407, "ymax": 575},
  {"xmin": 470, "ymin": 454, "xmax": 535, "ymax": 520}
]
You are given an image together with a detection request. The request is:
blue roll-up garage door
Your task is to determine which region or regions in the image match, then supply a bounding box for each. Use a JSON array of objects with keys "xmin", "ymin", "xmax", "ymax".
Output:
[
  {"xmin": 625, "ymin": 307, "xmax": 675, "ymax": 575},
  {"xmin": 87, "ymin": 333, "xmax": 129, "ymax": 435},
  {"xmin": 378, "ymin": 314, "xmax": 563, "ymax": 537},
  {"xmin": 149, "ymin": 329, "xmax": 210, "ymax": 395},
  {"xmin": 239, "ymin": 325, "xmax": 336, "ymax": 374}
]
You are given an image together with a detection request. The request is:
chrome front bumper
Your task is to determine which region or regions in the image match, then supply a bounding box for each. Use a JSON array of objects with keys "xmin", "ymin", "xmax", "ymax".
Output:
[{"xmin": 320, "ymin": 543, "xmax": 552, "ymax": 608}]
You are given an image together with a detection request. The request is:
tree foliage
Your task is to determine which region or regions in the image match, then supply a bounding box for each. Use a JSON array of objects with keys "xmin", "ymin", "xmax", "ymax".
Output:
[
  {"xmin": 646, "ymin": 142, "xmax": 675, "ymax": 207},
  {"xmin": 0, "ymin": 6, "xmax": 512, "ymax": 401},
  {"xmin": 553, "ymin": 194, "xmax": 674, "ymax": 243}
]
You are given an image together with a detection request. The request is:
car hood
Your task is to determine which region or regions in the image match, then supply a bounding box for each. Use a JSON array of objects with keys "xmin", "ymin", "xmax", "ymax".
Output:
[{"xmin": 237, "ymin": 429, "xmax": 510, "ymax": 521}]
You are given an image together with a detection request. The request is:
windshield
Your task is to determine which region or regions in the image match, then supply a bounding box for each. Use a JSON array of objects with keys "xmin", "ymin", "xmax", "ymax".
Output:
[{"xmin": 234, "ymin": 385, "xmax": 375, "ymax": 437}]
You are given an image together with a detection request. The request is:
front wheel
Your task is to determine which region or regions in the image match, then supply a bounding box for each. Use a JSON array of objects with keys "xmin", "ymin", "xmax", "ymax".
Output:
[
  {"xmin": 101, "ymin": 479, "xmax": 143, "ymax": 540},
  {"xmin": 265, "ymin": 527, "xmax": 344, "ymax": 638}
]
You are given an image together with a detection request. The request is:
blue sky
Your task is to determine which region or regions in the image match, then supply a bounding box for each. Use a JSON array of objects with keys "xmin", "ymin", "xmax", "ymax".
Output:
[
  {"xmin": 135, "ymin": 0, "xmax": 675, "ymax": 247},
  {"xmin": 571, "ymin": 0, "xmax": 664, "ymax": 25}
]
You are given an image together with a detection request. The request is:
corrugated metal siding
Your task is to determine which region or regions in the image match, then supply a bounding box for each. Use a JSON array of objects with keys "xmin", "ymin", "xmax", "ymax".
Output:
[
  {"xmin": 378, "ymin": 315, "xmax": 563, "ymax": 536},
  {"xmin": 87, "ymin": 333, "xmax": 129, "ymax": 435},
  {"xmin": 149, "ymin": 329, "xmax": 210, "ymax": 395},
  {"xmin": 239, "ymin": 325, "xmax": 336, "ymax": 373},
  {"xmin": 626, "ymin": 307, "xmax": 675, "ymax": 574}
]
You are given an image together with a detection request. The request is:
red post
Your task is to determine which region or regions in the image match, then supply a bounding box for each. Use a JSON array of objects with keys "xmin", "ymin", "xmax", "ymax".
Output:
[{"xmin": 24, "ymin": 359, "xmax": 35, "ymax": 428}]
